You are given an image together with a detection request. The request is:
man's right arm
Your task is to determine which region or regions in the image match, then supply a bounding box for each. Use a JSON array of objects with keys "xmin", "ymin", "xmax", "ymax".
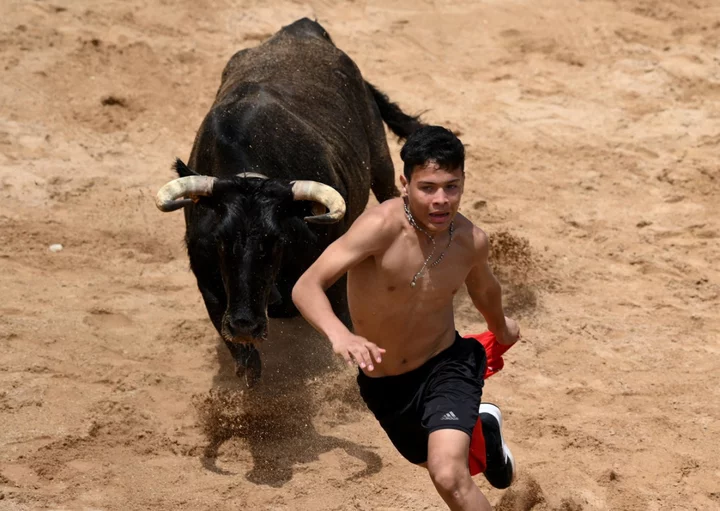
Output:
[{"xmin": 292, "ymin": 208, "xmax": 392, "ymax": 370}]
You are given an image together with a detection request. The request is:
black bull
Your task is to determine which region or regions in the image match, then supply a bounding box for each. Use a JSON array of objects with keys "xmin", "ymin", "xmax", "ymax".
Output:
[{"xmin": 155, "ymin": 18, "xmax": 423, "ymax": 386}]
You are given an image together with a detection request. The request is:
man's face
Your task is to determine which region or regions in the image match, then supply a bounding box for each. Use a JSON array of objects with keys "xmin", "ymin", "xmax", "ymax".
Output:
[{"xmin": 400, "ymin": 161, "xmax": 464, "ymax": 233}]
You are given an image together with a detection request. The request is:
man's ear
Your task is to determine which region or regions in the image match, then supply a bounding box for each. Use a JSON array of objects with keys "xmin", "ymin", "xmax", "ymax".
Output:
[{"xmin": 399, "ymin": 174, "xmax": 409, "ymax": 197}]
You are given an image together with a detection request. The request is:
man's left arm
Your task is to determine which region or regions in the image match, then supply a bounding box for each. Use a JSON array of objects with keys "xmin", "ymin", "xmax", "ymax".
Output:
[{"xmin": 464, "ymin": 227, "xmax": 519, "ymax": 346}]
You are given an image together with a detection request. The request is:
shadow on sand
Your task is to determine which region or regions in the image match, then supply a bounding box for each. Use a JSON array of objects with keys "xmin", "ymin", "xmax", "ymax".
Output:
[{"xmin": 195, "ymin": 316, "xmax": 382, "ymax": 487}]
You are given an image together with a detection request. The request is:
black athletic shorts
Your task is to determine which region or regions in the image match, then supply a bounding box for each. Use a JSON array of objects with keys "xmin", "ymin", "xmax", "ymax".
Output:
[{"xmin": 357, "ymin": 333, "xmax": 487, "ymax": 465}]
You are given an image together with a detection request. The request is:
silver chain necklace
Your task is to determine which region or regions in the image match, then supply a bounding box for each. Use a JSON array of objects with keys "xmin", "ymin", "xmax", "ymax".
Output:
[{"xmin": 404, "ymin": 200, "xmax": 454, "ymax": 287}]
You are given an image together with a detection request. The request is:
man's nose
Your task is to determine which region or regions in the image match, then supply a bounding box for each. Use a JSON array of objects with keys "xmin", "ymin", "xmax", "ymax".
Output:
[{"xmin": 433, "ymin": 189, "xmax": 450, "ymax": 204}]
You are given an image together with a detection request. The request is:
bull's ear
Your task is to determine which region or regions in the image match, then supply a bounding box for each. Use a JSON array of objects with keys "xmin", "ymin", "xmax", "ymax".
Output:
[
  {"xmin": 283, "ymin": 214, "xmax": 317, "ymax": 244},
  {"xmin": 276, "ymin": 197, "xmax": 316, "ymax": 242},
  {"xmin": 173, "ymin": 158, "xmax": 199, "ymax": 178}
]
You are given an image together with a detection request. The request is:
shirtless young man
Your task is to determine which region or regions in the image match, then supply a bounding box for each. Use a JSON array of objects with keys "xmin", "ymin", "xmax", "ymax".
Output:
[{"xmin": 292, "ymin": 126, "xmax": 520, "ymax": 510}]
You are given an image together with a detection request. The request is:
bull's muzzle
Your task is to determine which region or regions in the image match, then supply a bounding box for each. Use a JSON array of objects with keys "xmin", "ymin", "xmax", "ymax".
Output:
[{"xmin": 221, "ymin": 315, "xmax": 268, "ymax": 345}]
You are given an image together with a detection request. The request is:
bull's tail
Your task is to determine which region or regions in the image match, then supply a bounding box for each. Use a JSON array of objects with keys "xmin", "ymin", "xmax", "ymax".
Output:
[{"xmin": 366, "ymin": 82, "xmax": 425, "ymax": 141}]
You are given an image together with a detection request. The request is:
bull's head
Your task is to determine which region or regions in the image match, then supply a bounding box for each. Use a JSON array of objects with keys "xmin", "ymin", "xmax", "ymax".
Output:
[{"xmin": 155, "ymin": 159, "xmax": 346, "ymax": 345}]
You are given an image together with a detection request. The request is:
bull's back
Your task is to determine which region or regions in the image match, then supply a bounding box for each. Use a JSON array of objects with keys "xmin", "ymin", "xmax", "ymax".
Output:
[
  {"xmin": 217, "ymin": 31, "xmax": 370, "ymax": 134},
  {"xmin": 192, "ymin": 28, "xmax": 381, "ymax": 224}
]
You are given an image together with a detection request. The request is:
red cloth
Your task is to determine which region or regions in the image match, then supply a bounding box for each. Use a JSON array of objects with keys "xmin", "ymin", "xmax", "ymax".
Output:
[
  {"xmin": 466, "ymin": 330, "xmax": 514, "ymax": 379},
  {"xmin": 463, "ymin": 331, "xmax": 516, "ymax": 475},
  {"xmin": 468, "ymin": 419, "xmax": 487, "ymax": 476}
]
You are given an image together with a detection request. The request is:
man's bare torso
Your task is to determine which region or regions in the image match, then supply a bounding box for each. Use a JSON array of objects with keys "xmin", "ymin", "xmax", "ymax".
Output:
[{"xmin": 348, "ymin": 198, "xmax": 480, "ymax": 377}]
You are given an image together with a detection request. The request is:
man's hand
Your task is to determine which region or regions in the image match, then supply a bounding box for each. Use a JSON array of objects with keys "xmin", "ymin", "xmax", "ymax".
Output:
[
  {"xmin": 331, "ymin": 332, "xmax": 386, "ymax": 372},
  {"xmin": 497, "ymin": 316, "xmax": 520, "ymax": 346}
]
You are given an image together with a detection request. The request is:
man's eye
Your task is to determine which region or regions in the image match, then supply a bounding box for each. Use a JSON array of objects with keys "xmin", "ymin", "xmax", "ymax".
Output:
[{"xmin": 447, "ymin": 185, "xmax": 458, "ymax": 190}]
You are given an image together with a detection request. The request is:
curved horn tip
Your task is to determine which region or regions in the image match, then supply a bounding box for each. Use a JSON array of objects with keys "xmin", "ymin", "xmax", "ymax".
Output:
[
  {"xmin": 291, "ymin": 180, "xmax": 346, "ymax": 224},
  {"xmin": 154, "ymin": 175, "xmax": 215, "ymax": 212},
  {"xmin": 156, "ymin": 198, "xmax": 193, "ymax": 212}
]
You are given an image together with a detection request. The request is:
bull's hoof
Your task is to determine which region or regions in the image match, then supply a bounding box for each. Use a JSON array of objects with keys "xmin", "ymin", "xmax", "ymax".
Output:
[{"xmin": 234, "ymin": 347, "xmax": 262, "ymax": 388}]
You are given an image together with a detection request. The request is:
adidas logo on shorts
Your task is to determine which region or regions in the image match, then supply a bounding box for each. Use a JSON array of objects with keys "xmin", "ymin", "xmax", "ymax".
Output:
[{"xmin": 440, "ymin": 411, "xmax": 459, "ymax": 421}]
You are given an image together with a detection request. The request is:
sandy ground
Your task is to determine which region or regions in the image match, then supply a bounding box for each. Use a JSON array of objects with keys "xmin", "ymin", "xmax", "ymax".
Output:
[{"xmin": 1, "ymin": 0, "xmax": 719, "ymax": 510}]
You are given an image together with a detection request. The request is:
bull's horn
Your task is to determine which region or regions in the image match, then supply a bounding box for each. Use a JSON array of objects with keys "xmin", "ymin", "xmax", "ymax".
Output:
[
  {"xmin": 291, "ymin": 181, "xmax": 346, "ymax": 224},
  {"xmin": 155, "ymin": 176, "xmax": 216, "ymax": 212}
]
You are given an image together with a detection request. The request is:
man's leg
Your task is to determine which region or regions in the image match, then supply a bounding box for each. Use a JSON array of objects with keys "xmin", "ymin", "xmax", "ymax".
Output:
[{"xmin": 426, "ymin": 429, "xmax": 492, "ymax": 511}]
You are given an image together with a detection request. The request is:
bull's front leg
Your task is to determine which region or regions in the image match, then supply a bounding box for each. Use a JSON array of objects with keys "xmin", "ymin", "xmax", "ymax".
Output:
[
  {"xmin": 267, "ymin": 269, "xmax": 300, "ymax": 319},
  {"xmin": 222, "ymin": 341, "xmax": 261, "ymax": 387}
]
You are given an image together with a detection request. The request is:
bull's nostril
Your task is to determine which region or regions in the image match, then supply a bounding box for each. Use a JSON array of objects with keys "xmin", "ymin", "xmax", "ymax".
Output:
[{"xmin": 225, "ymin": 317, "xmax": 258, "ymax": 338}]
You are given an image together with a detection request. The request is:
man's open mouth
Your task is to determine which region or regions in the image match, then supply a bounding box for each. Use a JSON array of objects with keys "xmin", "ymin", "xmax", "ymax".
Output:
[{"xmin": 429, "ymin": 212, "xmax": 450, "ymax": 223}]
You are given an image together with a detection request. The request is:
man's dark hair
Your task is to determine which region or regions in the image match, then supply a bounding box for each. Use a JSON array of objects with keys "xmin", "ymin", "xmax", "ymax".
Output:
[{"xmin": 400, "ymin": 125, "xmax": 465, "ymax": 181}]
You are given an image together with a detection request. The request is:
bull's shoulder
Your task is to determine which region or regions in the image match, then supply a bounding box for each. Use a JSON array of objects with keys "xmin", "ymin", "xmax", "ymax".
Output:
[
  {"xmin": 189, "ymin": 86, "xmax": 276, "ymax": 177},
  {"xmin": 201, "ymin": 87, "xmax": 262, "ymax": 142}
]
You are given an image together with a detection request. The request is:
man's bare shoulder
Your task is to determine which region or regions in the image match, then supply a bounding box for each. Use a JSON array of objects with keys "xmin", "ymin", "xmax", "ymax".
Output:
[
  {"xmin": 453, "ymin": 213, "xmax": 490, "ymax": 260},
  {"xmin": 346, "ymin": 198, "xmax": 404, "ymax": 250},
  {"xmin": 362, "ymin": 197, "xmax": 403, "ymax": 224}
]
